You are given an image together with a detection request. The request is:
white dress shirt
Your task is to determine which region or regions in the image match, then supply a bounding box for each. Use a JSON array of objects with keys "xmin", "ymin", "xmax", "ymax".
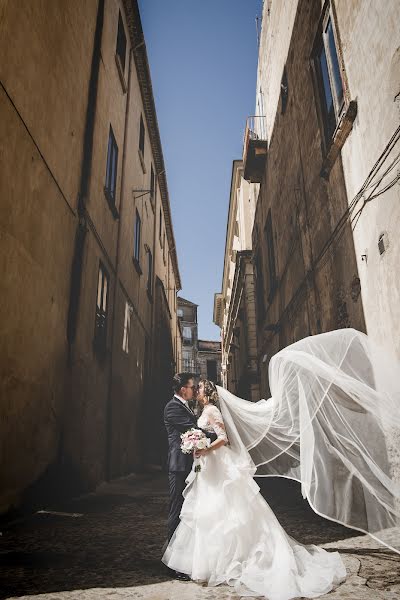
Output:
[{"xmin": 174, "ymin": 394, "xmax": 194, "ymax": 415}]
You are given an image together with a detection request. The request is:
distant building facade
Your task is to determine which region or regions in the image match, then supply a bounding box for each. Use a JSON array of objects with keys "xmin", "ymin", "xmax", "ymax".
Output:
[
  {"xmin": 0, "ymin": 0, "xmax": 181, "ymax": 512},
  {"xmin": 216, "ymin": 0, "xmax": 400, "ymax": 418},
  {"xmin": 197, "ymin": 340, "xmax": 222, "ymax": 385},
  {"xmin": 177, "ymin": 296, "xmax": 199, "ymax": 374},
  {"xmin": 214, "ymin": 161, "xmax": 260, "ymax": 400},
  {"xmin": 177, "ymin": 298, "xmax": 221, "ymax": 384}
]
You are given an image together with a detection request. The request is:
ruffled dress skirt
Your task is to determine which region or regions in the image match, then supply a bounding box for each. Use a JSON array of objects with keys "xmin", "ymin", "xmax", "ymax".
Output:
[{"xmin": 162, "ymin": 446, "xmax": 346, "ymax": 599}]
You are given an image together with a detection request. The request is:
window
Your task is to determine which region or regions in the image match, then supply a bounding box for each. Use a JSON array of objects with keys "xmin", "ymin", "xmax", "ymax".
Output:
[
  {"xmin": 183, "ymin": 326, "xmax": 192, "ymax": 341},
  {"xmin": 264, "ymin": 210, "xmax": 277, "ymax": 302},
  {"xmin": 312, "ymin": 8, "xmax": 344, "ymax": 144},
  {"xmin": 105, "ymin": 126, "xmax": 118, "ymax": 208},
  {"xmin": 122, "ymin": 301, "xmax": 132, "ymax": 353},
  {"xmin": 177, "ymin": 308, "xmax": 183, "ymax": 318},
  {"xmin": 378, "ymin": 233, "xmax": 388, "ymax": 255},
  {"xmin": 207, "ymin": 360, "xmax": 217, "ymax": 382},
  {"xmin": 150, "ymin": 164, "xmax": 155, "ymax": 205},
  {"xmin": 163, "ymin": 231, "xmax": 166, "ymax": 263},
  {"xmin": 134, "ymin": 209, "xmax": 141, "ymax": 265},
  {"xmin": 147, "ymin": 248, "xmax": 153, "ymax": 296},
  {"xmin": 116, "ymin": 12, "xmax": 127, "ymax": 72},
  {"xmin": 138, "ymin": 115, "xmax": 146, "ymax": 172},
  {"xmin": 159, "ymin": 209, "xmax": 163, "ymax": 242},
  {"xmin": 182, "ymin": 351, "xmax": 191, "ymax": 371},
  {"xmin": 325, "ymin": 17, "xmax": 343, "ymax": 110},
  {"xmin": 255, "ymin": 249, "xmax": 265, "ymax": 323},
  {"xmin": 94, "ymin": 262, "xmax": 109, "ymax": 352},
  {"xmin": 182, "ymin": 351, "xmax": 193, "ymax": 371},
  {"xmin": 139, "ymin": 114, "xmax": 145, "ymax": 156}
]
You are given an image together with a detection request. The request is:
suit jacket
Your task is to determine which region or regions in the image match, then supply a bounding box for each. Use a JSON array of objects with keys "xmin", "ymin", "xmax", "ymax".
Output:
[{"xmin": 164, "ymin": 396, "xmax": 217, "ymax": 472}]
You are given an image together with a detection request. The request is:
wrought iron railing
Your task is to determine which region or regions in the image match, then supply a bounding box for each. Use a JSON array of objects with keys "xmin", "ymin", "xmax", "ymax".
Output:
[
  {"xmin": 182, "ymin": 359, "xmax": 199, "ymax": 373},
  {"xmin": 243, "ymin": 115, "xmax": 267, "ymax": 145}
]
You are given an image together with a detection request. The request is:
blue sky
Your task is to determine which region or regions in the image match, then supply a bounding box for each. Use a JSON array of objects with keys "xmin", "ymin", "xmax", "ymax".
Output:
[{"xmin": 138, "ymin": 0, "xmax": 262, "ymax": 340}]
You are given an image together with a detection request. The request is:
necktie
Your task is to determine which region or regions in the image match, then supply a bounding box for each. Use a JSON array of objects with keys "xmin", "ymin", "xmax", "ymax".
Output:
[{"xmin": 184, "ymin": 402, "xmax": 195, "ymax": 416}]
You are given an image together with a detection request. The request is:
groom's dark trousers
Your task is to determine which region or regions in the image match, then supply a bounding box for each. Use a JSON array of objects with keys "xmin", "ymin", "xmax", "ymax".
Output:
[{"xmin": 164, "ymin": 396, "xmax": 217, "ymax": 540}]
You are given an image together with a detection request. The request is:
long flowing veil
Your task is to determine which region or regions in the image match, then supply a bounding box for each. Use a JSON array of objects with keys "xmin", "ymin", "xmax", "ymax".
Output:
[{"xmin": 217, "ymin": 328, "xmax": 400, "ymax": 553}]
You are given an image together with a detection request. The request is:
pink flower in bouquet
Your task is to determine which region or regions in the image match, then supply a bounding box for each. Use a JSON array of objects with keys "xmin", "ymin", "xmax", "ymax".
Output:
[{"xmin": 180, "ymin": 428, "xmax": 210, "ymax": 454}]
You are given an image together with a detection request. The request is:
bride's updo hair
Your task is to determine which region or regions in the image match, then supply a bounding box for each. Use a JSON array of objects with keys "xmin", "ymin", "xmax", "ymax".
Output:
[{"xmin": 199, "ymin": 379, "xmax": 219, "ymax": 407}]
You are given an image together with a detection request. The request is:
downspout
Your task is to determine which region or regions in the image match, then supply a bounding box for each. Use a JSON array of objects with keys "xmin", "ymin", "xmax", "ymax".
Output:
[
  {"xmin": 106, "ymin": 47, "xmax": 133, "ymax": 480},
  {"xmin": 66, "ymin": 0, "xmax": 105, "ymax": 360},
  {"xmin": 150, "ymin": 168, "xmax": 165, "ymax": 359},
  {"xmin": 142, "ymin": 165, "xmax": 159, "ymax": 468},
  {"xmin": 149, "ymin": 174, "xmax": 158, "ymax": 373}
]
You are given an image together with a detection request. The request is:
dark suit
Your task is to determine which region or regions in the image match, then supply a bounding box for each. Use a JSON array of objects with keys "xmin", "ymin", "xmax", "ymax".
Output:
[{"xmin": 164, "ymin": 395, "xmax": 217, "ymax": 540}]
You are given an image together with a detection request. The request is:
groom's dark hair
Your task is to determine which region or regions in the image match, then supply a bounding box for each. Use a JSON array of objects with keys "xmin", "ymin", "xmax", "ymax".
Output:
[{"xmin": 173, "ymin": 372, "xmax": 194, "ymax": 393}]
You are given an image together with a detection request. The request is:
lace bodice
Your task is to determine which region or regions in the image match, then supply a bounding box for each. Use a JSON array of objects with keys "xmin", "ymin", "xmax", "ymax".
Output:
[{"xmin": 198, "ymin": 404, "xmax": 228, "ymax": 443}]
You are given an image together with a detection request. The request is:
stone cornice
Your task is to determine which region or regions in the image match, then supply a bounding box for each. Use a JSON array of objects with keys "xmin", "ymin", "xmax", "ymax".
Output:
[
  {"xmin": 221, "ymin": 160, "xmax": 243, "ymax": 295},
  {"xmin": 123, "ymin": 0, "xmax": 181, "ymax": 291},
  {"xmin": 224, "ymin": 251, "xmax": 252, "ymax": 353},
  {"xmin": 177, "ymin": 296, "xmax": 198, "ymax": 307}
]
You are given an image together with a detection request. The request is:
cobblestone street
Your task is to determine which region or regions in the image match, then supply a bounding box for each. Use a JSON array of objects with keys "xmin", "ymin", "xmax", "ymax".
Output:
[{"xmin": 1, "ymin": 473, "xmax": 399, "ymax": 600}]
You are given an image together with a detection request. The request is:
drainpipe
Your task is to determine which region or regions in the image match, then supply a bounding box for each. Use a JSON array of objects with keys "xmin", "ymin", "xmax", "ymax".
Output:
[
  {"xmin": 66, "ymin": 0, "xmax": 105, "ymax": 360},
  {"xmin": 149, "ymin": 174, "xmax": 159, "ymax": 372},
  {"xmin": 150, "ymin": 168, "xmax": 165, "ymax": 357},
  {"xmin": 105, "ymin": 46, "xmax": 133, "ymax": 480}
]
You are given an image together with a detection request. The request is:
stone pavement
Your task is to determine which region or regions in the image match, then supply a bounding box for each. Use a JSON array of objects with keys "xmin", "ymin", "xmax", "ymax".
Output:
[{"xmin": 0, "ymin": 473, "xmax": 399, "ymax": 600}]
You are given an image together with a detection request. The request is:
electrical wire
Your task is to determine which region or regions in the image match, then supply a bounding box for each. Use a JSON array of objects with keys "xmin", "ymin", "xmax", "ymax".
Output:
[{"xmin": 261, "ymin": 125, "xmax": 400, "ymax": 339}]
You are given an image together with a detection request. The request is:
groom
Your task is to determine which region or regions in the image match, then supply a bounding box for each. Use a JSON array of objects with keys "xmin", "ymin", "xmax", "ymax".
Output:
[{"xmin": 163, "ymin": 372, "xmax": 217, "ymax": 579}]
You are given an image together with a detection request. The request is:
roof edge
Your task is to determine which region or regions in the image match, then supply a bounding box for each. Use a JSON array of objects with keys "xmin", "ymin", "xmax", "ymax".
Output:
[{"xmin": 123, "ymin": 0, "xmax": 182, "ymax": 291}]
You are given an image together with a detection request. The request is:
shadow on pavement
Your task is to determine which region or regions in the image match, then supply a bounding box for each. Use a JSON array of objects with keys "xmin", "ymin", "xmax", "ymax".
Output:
[{"xmin": 0, "ymin": 476, "xmax": 357, "ymax": 599}]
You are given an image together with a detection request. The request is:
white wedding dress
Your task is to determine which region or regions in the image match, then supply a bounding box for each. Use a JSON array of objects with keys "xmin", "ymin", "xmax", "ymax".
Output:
[
  {"xmin": 162, "ymin": 404, "xmax": 346, "ymax": 599},
  {"xmin": 163, "ymin": 329, "xmax": 400, "ymax": 599}
]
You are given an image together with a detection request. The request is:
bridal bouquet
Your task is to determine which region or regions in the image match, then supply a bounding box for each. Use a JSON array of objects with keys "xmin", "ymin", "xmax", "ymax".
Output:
[{"xmin": 180, "ymin": 428, "xmax": 210, "ymax": 471}]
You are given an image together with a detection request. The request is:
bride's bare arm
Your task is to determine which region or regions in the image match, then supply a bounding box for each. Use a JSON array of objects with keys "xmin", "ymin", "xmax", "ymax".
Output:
[{"xmin": 195, "ymin": 406, "xmax": 228, "ymax": 457}]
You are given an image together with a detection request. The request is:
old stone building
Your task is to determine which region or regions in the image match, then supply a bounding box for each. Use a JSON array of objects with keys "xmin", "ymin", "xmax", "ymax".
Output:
[
  {"xmin": 246, "ymin": 0, "xmax": 400, "ymax": 398},
  {"xmin": 0, "ymin": 0, "xmax": 181, "ymax": 513},
  {"xmin": 332, "ymin": 2, "xmax": 400, "ymax": 360},
  {"xmin": 197, "ymin": 340, "xmax": 222, "ymax": 385},
  {"xmin": 250, "ymin": 0, "xmax": 394, "ymax": 394},
  {"xmin": 177, "ymin": 296, "xmax": 199, "ymax": 374},
  {"xmin": 177, "ymin": 297, "xmax": 221, "ymax": 384},
  {"xmin": 249, "ymin": 0, "xmax": 362, "ymax": 397},
  {"xmin": 216, "ymin": 0, "xmax": 399, "ymax": 405},
  {"xmin": 213, "ymin": 161, "xmax": 260, "ymax": 400}
]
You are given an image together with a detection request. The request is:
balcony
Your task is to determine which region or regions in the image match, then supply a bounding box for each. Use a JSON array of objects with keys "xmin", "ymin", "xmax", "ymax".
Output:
[
  {"xmin": 182, "ymin": 359, "xmax": 199, "ymax": 375},
  {"xmin": 243, "ymin": 116, "xmax": 268, "ymax": 183}
]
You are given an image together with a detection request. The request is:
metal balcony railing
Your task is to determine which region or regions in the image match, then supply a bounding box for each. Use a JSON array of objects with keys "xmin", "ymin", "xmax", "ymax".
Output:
[
  {"xmin": 243, "ymin": 115, "xmax": 267, "ymax": 145},
  {"xmin": 182, "ymin": 359, "xmax": 199, "ymax": 374}
]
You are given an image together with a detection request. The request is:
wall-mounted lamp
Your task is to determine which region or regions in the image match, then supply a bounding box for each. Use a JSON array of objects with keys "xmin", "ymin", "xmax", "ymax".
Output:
[{"xmin": 132, "ymin": 189, "xmax": 152, "ymax": 201}]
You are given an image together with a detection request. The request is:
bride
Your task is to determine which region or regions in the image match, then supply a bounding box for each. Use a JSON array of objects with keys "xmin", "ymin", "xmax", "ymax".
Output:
[{"xmin": 162, "ymin": 328, "xmax": 400, "ymax": 599}]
